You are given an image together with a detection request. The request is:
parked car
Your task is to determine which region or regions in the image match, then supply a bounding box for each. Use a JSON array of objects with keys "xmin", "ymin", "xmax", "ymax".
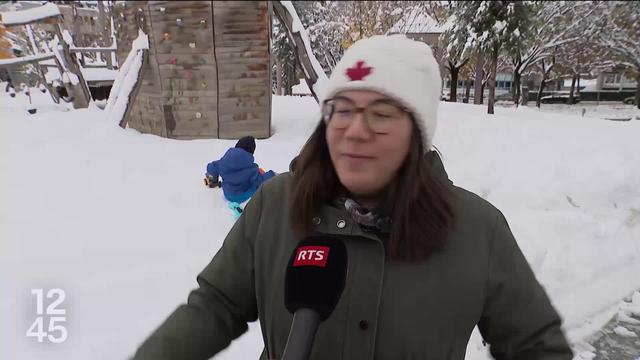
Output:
[
  {"xmin": 623, "ymin": 96, "xmax": 637, "ymax": 105},
  {"xmin": 540, "ymin": 93, "xmax": 581, "ymax": 104}
]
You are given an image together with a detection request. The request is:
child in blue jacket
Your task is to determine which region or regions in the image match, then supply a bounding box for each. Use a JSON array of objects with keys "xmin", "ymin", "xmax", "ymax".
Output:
[{"xmin": 205, "ymin": 136, "xmax": 276, "ymax": 204}]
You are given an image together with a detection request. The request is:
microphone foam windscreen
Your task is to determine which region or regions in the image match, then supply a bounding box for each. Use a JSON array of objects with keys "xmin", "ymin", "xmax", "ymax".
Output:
[{"xmin": 284, "ymin": 235, "xmax": 348, "ymax": 321}]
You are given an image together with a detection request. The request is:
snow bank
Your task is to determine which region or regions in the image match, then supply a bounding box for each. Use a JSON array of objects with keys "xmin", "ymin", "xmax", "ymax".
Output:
[
  {"xmin": 0, "ymin": 2, "xmax": 60, "ymax": 26},
  {"xmin": 0, "ymin": 80, "xmax": 71, "ymax": 113},
  {"xmin": 436, "ymin": 102, "xmax": 640, "ymax": 358},
  {"xmin": 292, "ymin": 78, "xmax": 311, "ymax": 95},
  {"xmin": 1, "ymin": 96, "xmax": 639, "ymax": 360}
]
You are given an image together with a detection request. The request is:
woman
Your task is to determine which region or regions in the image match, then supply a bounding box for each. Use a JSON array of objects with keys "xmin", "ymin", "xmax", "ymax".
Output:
[{"xmin": 134, "ymin": 35, "xmax": 572, "ymax": 360}]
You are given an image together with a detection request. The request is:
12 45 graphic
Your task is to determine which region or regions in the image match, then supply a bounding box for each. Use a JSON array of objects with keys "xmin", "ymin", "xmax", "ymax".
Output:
[{"xmin": 26, "ymin": 289, "xmax": 67, "ymax": 343}]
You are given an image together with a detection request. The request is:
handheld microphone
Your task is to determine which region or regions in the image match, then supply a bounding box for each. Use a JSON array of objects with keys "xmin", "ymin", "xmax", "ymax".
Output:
[{"xmin": 281, "ymin": 236, "xmax": 348, "ymax": 360}]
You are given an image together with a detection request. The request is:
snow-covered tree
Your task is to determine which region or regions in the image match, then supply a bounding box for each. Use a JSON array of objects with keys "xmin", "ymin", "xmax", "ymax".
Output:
[
  {"xmin": 439, "ymin": 2, "xmax": 473, "ymax": 103},
  {"xmin": 588, "ymin": 1, "xmax": 640, "ymax": 109},
  {"xmin": 533, "ymin": 52, "xmax": 557, "ymax": 108},
  {"xmin": 273, "ymin": 0, "xmax": 423, "ymax": 93},
  {"xmin": 293, "ymin": 1, "xmax": 347, "ymax": 72},
  {"xmin": 508, "ymin": 1, "xmax": 605, "ymax": 105},
  {"xmin": 457, "ymin": 52, "xmax": 509, "ymax": 104},
  {"xmin": 462, "ymin": 1, "xmax": 518, "ymax": 114},
  {"xmin": 553, "ymin": 37, "xmax": 601, "ymax": 105},
  {"xmin": 271, "ymin": 17, "xmax": 296, "ymax": 95},
  {"xmin": 339, "ymin": 1, "xmax": 418, "ymax": 49}
]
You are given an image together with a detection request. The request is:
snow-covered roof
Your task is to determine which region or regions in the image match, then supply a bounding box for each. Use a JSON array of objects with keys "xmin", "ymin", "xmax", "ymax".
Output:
[
  {"xmin": 389, "ymin": 9, "xmax": 451, "ymax": 34},
  {"xmin": 0, "ymin": 2, "xmax": 61, "ymax": 26}
]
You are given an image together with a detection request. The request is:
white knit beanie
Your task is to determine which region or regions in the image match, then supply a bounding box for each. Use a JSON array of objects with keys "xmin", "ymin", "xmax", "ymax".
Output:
[{"xmin": 319, "ymin": 35, "xmax": 442, "ymax": 151}]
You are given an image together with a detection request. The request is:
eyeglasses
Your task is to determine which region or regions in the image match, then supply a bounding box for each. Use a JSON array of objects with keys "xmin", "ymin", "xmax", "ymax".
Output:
[{"xmin": 322, "ymin": 96, "xmax": 411, "ymax": 134}]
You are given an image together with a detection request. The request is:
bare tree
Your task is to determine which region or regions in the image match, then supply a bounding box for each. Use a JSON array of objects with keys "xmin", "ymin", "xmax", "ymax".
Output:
[{"xmin": 535, "ymin": 52, "xmax": 557, "ymax": 108}]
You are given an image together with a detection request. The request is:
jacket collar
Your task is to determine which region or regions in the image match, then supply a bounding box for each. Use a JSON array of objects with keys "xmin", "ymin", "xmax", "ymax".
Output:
[
  {"xmin": 313, "ymin": 200, "xmax": 381, "ymax": 242},
  {"xmin": 309, "ymin": 150, "xmax": 451, "ymax": 242}
]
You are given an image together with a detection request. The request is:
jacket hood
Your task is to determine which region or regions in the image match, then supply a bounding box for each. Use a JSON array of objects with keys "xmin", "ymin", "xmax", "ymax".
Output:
[
  {"xmin": 425, "ymin": 150, "xmax": 452, "ymax": 186},
  {"xmin": 220, "ymin": 148, "xmax": 255, "ymax": 171}
]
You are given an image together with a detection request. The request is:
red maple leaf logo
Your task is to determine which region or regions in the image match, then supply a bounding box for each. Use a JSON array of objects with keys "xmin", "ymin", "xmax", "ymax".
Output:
[{"xmin": 346, "ymin": 61, "xmax": 373, "ymax": 81}]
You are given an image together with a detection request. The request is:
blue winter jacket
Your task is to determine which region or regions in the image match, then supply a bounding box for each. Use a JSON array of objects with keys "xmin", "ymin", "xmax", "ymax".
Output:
[{"xmin": 206, "ymin": 148, "xmax": 276, "ymax": 203}]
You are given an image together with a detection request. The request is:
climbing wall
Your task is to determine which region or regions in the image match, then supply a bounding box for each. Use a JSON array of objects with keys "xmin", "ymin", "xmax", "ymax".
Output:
[
  {"xmin": 214, "ymin": 1, "xmax": 271, "ymax": 139},
  {"xmin": 113, "ymin": 1, "xmax": 271, "ymax": 140}
]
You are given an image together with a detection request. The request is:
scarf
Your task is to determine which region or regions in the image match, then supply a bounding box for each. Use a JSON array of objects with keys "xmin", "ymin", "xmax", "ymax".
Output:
[{"xmin": 344, "ymin": 198, "xmax": 392, "ymax": 233}]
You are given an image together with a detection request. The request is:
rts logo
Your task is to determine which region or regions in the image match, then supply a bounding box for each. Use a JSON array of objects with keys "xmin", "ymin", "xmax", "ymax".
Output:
[{"xmin": 293, "ymin": 246, "xmax": 330, "ymax": 267}]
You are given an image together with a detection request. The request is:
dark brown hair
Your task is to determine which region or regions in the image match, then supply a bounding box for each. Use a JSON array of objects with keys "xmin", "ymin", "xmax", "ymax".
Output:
[{"xmin": 289, "ymin": 119, "xmax": 456, "ymax": 261}]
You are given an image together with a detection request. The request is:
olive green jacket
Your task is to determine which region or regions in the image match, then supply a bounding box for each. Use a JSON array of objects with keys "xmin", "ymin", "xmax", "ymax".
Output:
[{"xmin": 133, "ymin": 153, "xmax": 572, "ymax": 360}]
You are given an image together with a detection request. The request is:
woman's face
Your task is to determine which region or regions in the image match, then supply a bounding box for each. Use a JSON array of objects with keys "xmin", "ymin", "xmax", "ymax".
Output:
[{"xmin": 325, "ymin": 90, "xmax": 413, "ymax": 198}]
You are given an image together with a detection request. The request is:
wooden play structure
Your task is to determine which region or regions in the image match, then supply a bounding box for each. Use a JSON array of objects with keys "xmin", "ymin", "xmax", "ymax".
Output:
[
  {"xmin": 113, "ymin": 1, "xmax": 271, "ymax": 139},
  {"xmin": 2, "ymin": 1, "xmax": 324, "ymax": 139},
  {"xmin": 113, "ymin": 0, "xmax": 324, "ymax": 140},
  {"xmin": 0, "ymin": 2, "xmax": 118, "ymax": 108}
]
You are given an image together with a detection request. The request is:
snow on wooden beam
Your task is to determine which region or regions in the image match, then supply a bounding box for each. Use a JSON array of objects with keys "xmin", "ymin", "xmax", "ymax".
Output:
[
  {"xmin": 0, "ymin": 2, "xmax": 62, "ymax": 26},
  {"xmin": 105, "ymin": 29, "xmax": 149, "ymax": 128},
  {"xmin": 70, "ymin": 47, "xmax": 118, "ymax": 53},
  {"xmin": 0, "ymin": 52, "xmax": 56, "ymax": 67},
  {"xmin": 272, "ymin": 1, "xmax": 328, "ymax": 102}
]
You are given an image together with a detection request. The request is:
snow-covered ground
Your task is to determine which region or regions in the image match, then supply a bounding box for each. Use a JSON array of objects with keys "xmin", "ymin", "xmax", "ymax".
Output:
[
  {"xmin": 1, "ymin": 88, "xmax": 639, "ymax": 359},
  {"xmin": 497, "ymin": 101, "xmax": 640, "ymax": 122},
  {"xmin": 574, "ymin": 291, "xmax": 640, "ymax": 359}
]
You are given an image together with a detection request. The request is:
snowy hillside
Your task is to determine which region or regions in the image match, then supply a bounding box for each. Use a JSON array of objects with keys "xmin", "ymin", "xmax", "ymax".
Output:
[{"xmin": 1, "ymin": 90, "xmax": 639, "ymax": 359}]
